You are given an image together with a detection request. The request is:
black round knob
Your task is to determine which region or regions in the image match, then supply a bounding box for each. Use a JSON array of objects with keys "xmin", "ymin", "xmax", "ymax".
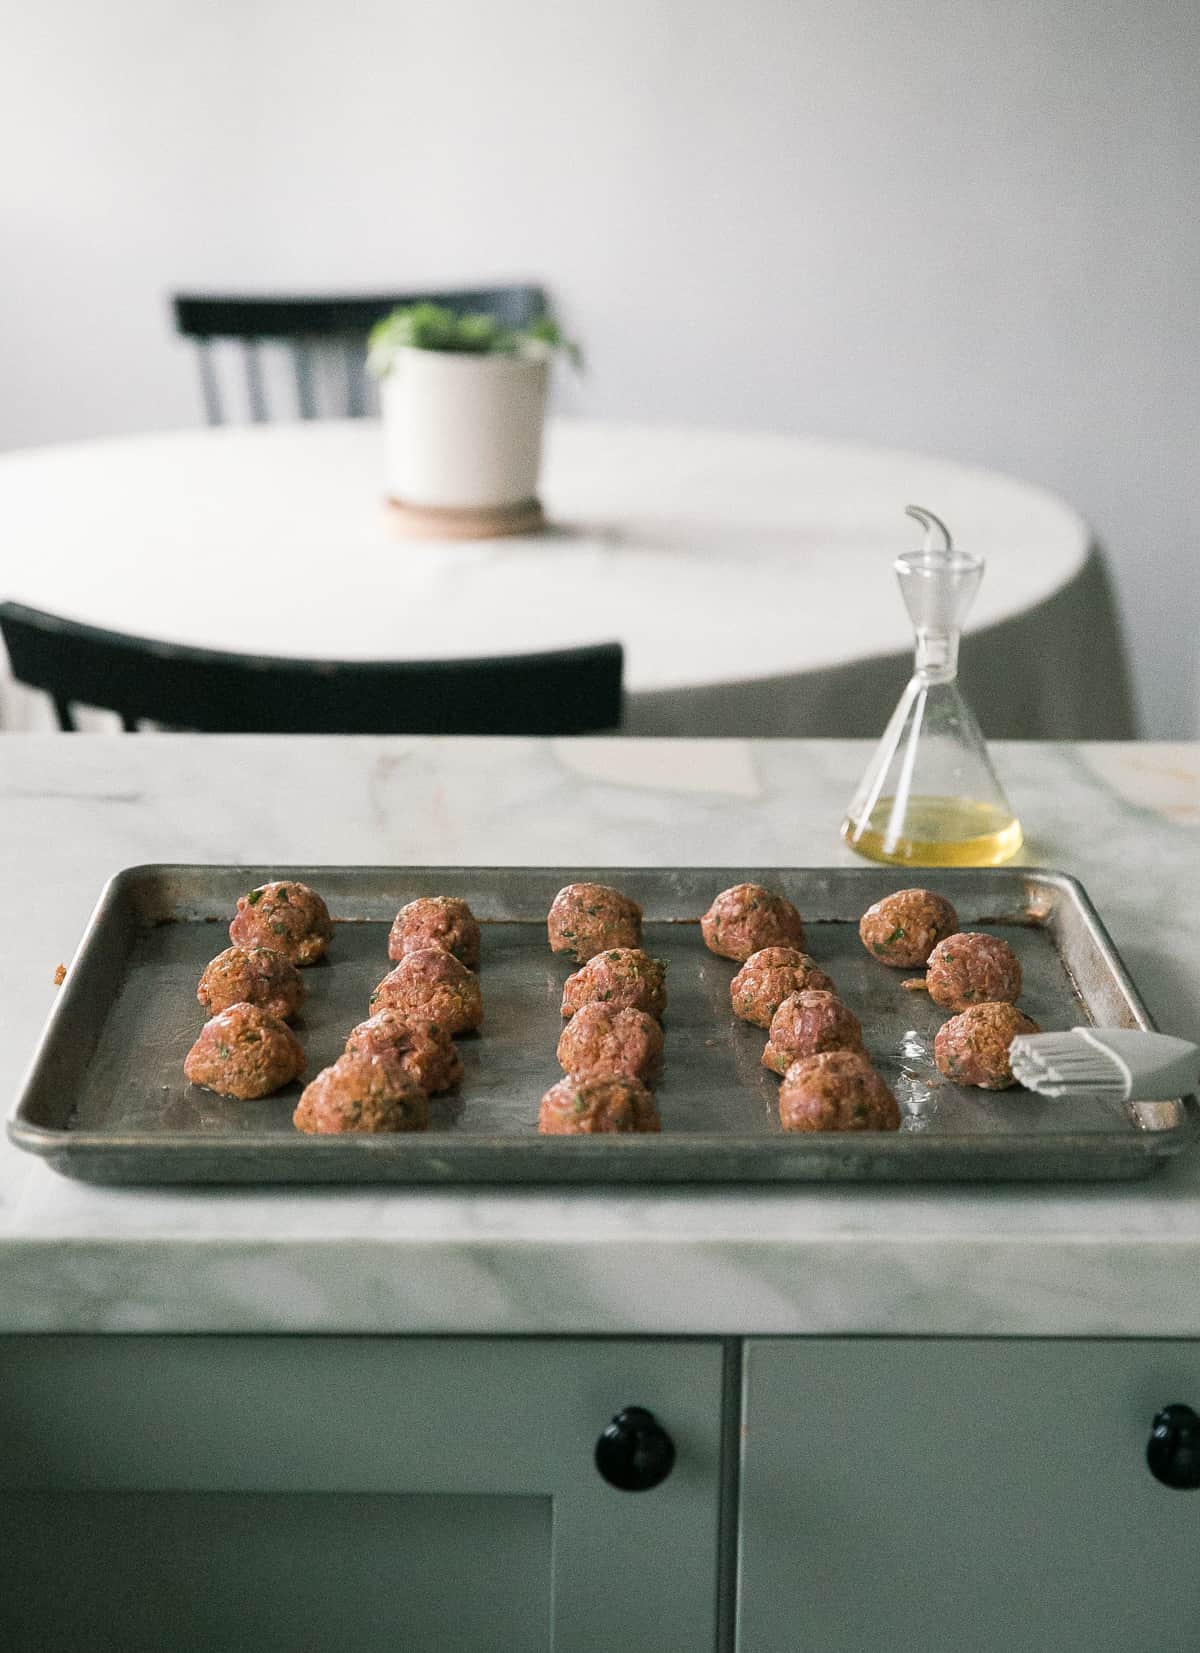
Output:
[
  {"xmin": 595, "ymin": 1406, "xmax": 676, "ymax": 1492},
  {"xmin": 1147, "ymin": 1404, "xmax": 1200, "ymax": 1489}
]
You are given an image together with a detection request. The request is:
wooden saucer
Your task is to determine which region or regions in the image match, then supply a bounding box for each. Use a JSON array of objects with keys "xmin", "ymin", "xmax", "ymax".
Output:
[{"xmin": 383, "ymin": 496, "xmax": 545, "ymax": 541}]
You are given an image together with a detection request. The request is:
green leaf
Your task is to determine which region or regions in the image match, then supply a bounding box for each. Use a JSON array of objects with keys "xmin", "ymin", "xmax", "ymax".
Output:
[
  {"xmin": 524, "ymin": 316, "xmax": 585, "ymax": 371},
  {"xmin": 366, "ymin": 303, "xmax": 583, "ymax": 377}
]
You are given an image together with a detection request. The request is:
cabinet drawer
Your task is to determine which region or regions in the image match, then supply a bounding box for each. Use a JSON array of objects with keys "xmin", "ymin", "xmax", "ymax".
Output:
[
  {"xmin": 0, "ymin": 1335, "xmax": 725, "ymax": 1653},
  {"xmin": 739, "ymin": 1338, "xmax": 1200, "ymax": 1653}
]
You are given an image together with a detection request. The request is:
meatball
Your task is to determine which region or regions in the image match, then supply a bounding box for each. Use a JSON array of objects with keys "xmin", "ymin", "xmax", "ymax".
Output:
[
  {"xmin": 388, "ymin": 896, "xmax": 480, "ymax": 968},
  {"xmin": 196, "ymin": 945, "xmax": 304, "ymax": 1022},
  {"xmin": 184, "ymin": 1002, "xmax": 305, "ymax": 1100},
  {"xmin": 547, "ymin": 883, "xmax": 643, "ymax": 963},
  {"xmin": 700, "ymin": 884, "xmax": 806, "ymax": 961},
  {"xmin": 344, "ymin": 1011, "xmax": 464, "ymax": 1095},
  {"xmin": 730, "ymin": 947, "xmax": 836, "ymax": 1028},
  {"xmin": 293, "ymin": 1049, "xmax": 428, "ymax": 1134},
  {"xmin": 561, "ymin": 949, "xmax": 667, "ymax": 1021},
  {"xmin": 229, "ymin": 880, "xmax": 333, "ymax": 967},
  {"xmin": 762, "ymin": 990, "xmax": 864, "ymax": 1076},
  {"xmin": 370, "ymin": 947, "xmax": 483, "ymax": 1035},
  {"xmin": 859, "ymin": 888, "xmax": 959, "ymax": 969},
  {"xmin": 934, "ymin": 1002, "xmax": 1041, "ymax": 1090},
  {"xmin": 924, "ymin": 932, "xmax": 1022, "ymax": 1011},
  {"xmin": 538, "ymin": 1074, "xmax": 661, "ymax": 1135},
  {"xmin": 556, "ymin": 1003, "xmax": 665, "ymax": 1086},
  {"xmin": 779, "ymin": 1049, "xmax": 901, "ymax": 1132}
]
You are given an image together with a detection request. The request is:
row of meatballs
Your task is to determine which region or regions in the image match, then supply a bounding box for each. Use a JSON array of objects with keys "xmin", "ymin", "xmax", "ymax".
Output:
[
  {"xmin": 541, "ymin": 883, "xmax": 667, "ymax": 1133},
  {"xmin": 182, "ymin": 884, "xmax": 485, "ymax": 1133},
  {"xmin": 702, "ymin": 882, "xmax": 901, "ymax": 1131},
  {"xmin": 859, "ymin": 887, "xmax": 1040, "ymax": 1090}
]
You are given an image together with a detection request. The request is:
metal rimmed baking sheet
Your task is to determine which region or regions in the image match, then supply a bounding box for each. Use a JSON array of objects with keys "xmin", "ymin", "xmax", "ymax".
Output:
[{"xmin": 8, "ymin": 865, "xmax": 1196, "ymax": 1184}]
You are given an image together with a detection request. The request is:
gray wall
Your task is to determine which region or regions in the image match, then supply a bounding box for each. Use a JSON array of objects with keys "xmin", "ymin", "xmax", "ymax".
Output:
[{"xmin": 2, "ymin": 0, "xmax": 1197, "ymax": 732}]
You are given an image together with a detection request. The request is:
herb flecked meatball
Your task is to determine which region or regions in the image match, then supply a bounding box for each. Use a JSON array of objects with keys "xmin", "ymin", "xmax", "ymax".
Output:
[
  {"xmin": 184, "ymin": 1003, "xmax": 305, "ymax": 1100},
  {"xmin": 538, "ymin": 1074, "xmax": 661, "ymax": 1135},
  {"xmin": 923, "ymin": 933, "xmax": 1022, "ymax": 1012},
  {"xmin": 229, "ymin": 880, "xmax": 333, "ymax": 967},
  {"xmin": 370, "ymin": 948, "xmax": 483, "ymax": 1035},
  {"xmin": 293, "ymin": 1049, "xmax": 428, "ymax": 1134},
  {"xmin": 561, "ymin": 949, "xmax": 667, "ymax": 1021},
  {"xmin": 730, "ymin": 947, "xmax": 835, "ymax": 1028},
  {"xmin": 933, "ymin": 1002, "xmax": 1041, "ymax": 1090},
  {"xmin": 700, "ymin": 883, "xmax": 806, "ymax": 961},
  {"xmin": 556, "ymin": 1003, "xmax": 665, "ymax": 1086},
  {"xmin": 859, "ymin": 889, "xmax": 959, "ymax": 969},
  {"xmin": 779, "ymin": 1050, "xmax": 901, "ymax": 1132},
  {"xmin": 547, "ymin": 883, "xmax": 643, "ymax": 963},
  {"xmin": 196, "ymin": 946, "xmax": 305, "ymax": 1022},
  {"xmin": 344, "ymin": 1010, "xmax": 464, "ymax": 1095},
  {"xmin": 762, "ymin": 990, "xmax": 864, "ymax": 1075},
  {"xmin": 388, "ymin": 896, "xmax": 480, "ymax": 968}
]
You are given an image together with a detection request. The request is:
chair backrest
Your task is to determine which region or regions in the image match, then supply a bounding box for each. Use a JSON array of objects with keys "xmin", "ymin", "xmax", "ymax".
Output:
[
  {"xmin": 0, "ymin": 603, "xmax": 623, "ymax": 736},
  {"xmin": 172, "ymin": 286, "xmax": 548, "ymax": 426}
]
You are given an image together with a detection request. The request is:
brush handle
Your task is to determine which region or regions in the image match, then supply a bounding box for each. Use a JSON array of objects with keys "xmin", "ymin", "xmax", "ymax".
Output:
[{"xmin": 1073, "ymin": 1029, "xmax": 1199, "ymax": 1100}]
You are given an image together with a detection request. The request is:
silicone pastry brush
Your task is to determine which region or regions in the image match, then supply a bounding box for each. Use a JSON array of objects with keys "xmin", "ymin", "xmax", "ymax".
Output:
[{"xmin": 1009, "ymin": 1029, "xmax": 1199, "ymax": 1101}]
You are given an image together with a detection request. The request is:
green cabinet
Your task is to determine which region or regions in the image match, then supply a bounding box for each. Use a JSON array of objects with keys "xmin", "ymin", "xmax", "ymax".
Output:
[
  {"xmin": 0, "ymin": 1337, "xmax": 726, "ymax": 1652},
  {"xmin": 7, "ymin": 1332, "xmax": 1199, "ymax": 1650},
  {"xmin": 738, "ymin": 1338, "xmax": 1200, "ymax": 1653}
]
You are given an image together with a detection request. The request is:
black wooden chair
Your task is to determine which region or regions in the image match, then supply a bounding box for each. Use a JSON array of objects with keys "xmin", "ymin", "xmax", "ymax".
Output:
[
  {"xmin": 0, "ymin": 604, "xmax": 623, "ymax": 735},
  {"xmin": 172, "ymin": 286, "xmax": 548, "ymax": 425}
]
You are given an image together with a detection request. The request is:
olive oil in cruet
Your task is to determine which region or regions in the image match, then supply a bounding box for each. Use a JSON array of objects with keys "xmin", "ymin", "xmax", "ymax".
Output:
[{"xmin": 841, "ymin": 506, "xmax": 1023, "ymax": 867}]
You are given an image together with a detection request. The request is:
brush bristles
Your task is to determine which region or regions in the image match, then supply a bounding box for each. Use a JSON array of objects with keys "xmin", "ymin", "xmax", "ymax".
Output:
[{"xmin": 1009, "ymin": 1034, "xmax": 1128, "ymax": 1097}]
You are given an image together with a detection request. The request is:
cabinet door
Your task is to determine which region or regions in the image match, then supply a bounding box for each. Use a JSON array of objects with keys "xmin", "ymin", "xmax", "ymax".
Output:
[
  {"xmin": 739, "ymin": 1338, "xmax": 1200, "ymax": 1653},
  {"xmin": 0, "ymin": 1336, "xmax": 724, "ymax": 1653}
]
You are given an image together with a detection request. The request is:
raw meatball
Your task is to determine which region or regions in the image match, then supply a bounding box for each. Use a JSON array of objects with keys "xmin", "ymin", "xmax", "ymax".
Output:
[
  {"xmin": 556, "ymin": 1003, "xmax": 665, "ymax": 1086},
  {"xmin": 730, "ymin": 947, "xmax": 836, "ymax": 1028},
  {"xmin": 924, "ymin": 933, "xmax": 1022, "ymax": 1011},
  {"xmin": 344, "ymin": 1010, "xmax": 464, "ymax": 1095},
  {"xmin": 859, "ymin": 888, "xmax": 959, "ymax": 969},
  {"xmin": 370, "ymin": 947, "xmax": 483, "ymax": 1035},
  {"xmin": 762, "ymin": 990, "xmax": 864, "ymax": 1076},
  {"xmin": 561, "ymin": 949, "xmax": 667, "ymax": 1021},
  {"xmin": 934, "ymin": 1002, "xmax": 1041, "ymax": 1090},
  {"xmin": 196, "ymin": 946, "xmax": 304, "ymax": 1022},
  {"xmin": 779, "ymin": 1049, "xmax": 901, "ymax": 1132},
  {"xmin": 538, "ymin": 1074, "xmax": 661, "ymax": 1135},
  {"xmin": 388, "ymin": 896, "xmax": 480, "ymax": 968},
  {"xmin": 184, "ymin": 1002, "xmax": 305, "ymax": 1100},
  {"xmin": 229, "ymin": 880, "xmax": 333, "ymax": 967},
  {"xmin": 547, "ymin": 883, "xmax": 643, "ymax": 963},
  {"xmin": 293, "ymin": 1049, "xmax": 428, "ymax": 1134},
  {"xmin": 700, "ymin": 884, "xmax": 806, "ymax": 961}
]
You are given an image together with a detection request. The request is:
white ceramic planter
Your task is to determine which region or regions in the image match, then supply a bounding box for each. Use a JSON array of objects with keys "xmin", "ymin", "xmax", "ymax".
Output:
[{"xmin": 379, "ymin": 347, "xmax": 550, "ymax": 510}]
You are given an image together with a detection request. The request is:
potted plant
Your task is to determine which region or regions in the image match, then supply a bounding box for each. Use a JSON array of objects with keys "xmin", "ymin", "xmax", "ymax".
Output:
[{"xmin": 367, "ymin": 302, "xmax": 581, "ymax": 536}]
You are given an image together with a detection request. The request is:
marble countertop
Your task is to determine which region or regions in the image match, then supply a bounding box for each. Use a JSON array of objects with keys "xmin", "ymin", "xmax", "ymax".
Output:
[{"xmin": 2, "ymin": 736, "xmax": 1198, "ymax": 1337}]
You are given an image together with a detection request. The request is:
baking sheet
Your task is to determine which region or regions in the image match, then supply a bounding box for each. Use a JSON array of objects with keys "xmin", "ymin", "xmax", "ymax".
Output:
[{"xmin": 9, "ymin": 865, "xmax": 1196, "ymax": 1183}]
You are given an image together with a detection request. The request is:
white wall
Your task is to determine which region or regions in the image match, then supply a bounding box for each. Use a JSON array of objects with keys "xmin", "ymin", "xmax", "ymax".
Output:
[{"xmin": 2, "ymin": 0, "xmax": 1197, "ymax": 733}]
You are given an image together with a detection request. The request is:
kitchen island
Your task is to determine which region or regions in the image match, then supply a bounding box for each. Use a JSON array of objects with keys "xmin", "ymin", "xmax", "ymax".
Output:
[{"xmin": 2, "ymin": 736, "xmax": 1198, "ymax": 1652}]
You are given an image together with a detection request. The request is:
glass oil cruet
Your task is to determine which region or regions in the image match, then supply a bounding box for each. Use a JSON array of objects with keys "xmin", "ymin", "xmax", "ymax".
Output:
[{"xmin": 841, "ymin": 504, "xmax": 1023, "ymax": 867}]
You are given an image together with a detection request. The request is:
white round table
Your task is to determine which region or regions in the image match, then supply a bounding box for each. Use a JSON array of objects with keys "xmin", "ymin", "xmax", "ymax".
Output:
[{"xmin": 0, "ymin": 418, "xmax": 1134, "ymax": 737}]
